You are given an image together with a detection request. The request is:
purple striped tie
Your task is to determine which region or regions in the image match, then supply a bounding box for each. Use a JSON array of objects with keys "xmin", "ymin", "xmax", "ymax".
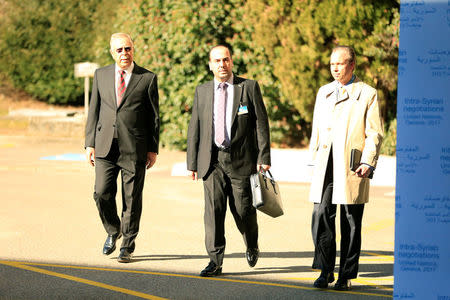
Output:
[
  {"xmin": 117, "ymin": 70, "xmax": 126, "ymax": 106},
  {"xmin": 215, "ymin": 82, "xmax": 228, "ymax": 146}
]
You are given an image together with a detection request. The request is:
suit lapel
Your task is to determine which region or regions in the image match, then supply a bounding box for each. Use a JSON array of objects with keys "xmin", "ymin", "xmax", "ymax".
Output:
[
  {"xmin": 105, "ymin": 65, "xmax": 117, "ymax": 108},
  {"xmin": 205, "ymin": 81, "xmax": 214, "ymax": 140},
  {"xmin": 231, "ymin": 77, "xmax": 243, "ymax": 126}
]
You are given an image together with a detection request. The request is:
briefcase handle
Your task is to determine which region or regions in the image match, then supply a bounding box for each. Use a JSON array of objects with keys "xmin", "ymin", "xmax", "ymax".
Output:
[{"xmin": 259, "ymin": 169, "xmax": 278, "ymax": 195}]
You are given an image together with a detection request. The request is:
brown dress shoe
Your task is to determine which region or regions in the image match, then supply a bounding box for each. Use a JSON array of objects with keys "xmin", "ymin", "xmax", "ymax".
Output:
[{"xmin": 117, "ymin": 248, "xmax": 132, "ymax": 263}]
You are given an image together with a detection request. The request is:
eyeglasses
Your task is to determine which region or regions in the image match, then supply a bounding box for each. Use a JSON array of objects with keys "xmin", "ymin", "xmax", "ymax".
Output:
[{"xmin": 115, "ymin": 47, "xmax": 132, "ymax": 54}]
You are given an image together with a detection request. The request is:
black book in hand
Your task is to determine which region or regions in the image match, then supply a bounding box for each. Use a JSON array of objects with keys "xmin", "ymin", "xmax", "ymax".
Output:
[{"xmin": 350, "ymin": 149, "xmax": 373, "ymax": 179}]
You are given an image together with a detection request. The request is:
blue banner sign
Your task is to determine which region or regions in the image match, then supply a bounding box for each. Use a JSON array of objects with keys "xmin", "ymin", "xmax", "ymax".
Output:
[{"xmin": 395, "ymin": 1, "xmax": 450, "ymax": 299}]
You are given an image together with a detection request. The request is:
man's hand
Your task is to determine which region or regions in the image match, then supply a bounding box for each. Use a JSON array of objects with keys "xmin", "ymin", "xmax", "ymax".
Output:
[
  {"xmin": 355, "ymin": 164, "xmax": 371, "ymax": 178},
  {"xmin": 258, "ymin": 164, "xmax": 271, "ymax": 172},
  {"xmin": 146, "ymin": 152, "xmax": 157, "ymax": 169},
  {"xmin": 188, "ymin": 170, "xmax": 198, "ymax": 181},
  {"xmin": 86, "ymin": 147, "xmax": 95, "ymax": 166}
]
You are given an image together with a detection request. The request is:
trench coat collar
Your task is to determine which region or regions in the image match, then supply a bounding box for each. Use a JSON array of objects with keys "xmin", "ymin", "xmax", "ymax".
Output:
[{"xmin": 324, "ymin": 76, "xmax": 363, "ymax": 104}]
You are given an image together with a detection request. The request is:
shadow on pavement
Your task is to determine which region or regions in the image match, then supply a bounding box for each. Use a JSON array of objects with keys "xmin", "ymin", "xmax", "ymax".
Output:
[{"xmin": 129, "ymin": 250, "xmax": 393, "ymax": 277}]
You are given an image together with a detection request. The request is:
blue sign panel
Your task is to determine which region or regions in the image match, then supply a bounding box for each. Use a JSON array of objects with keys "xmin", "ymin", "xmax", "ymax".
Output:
[{"xmin": 395, "ymin": 1, "xmax": 450, "ymax": 299}]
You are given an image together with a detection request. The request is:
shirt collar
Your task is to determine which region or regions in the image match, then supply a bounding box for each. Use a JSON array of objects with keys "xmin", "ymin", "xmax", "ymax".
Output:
[
  {"xmin": 336, "ymin": 74, "xmax": 356, "ymax": 88},
  {"xmin": 214, "ymin": 74, "xmax": 234, "ymax": 89},
  {"xmin": 346, "ymin": 74, "xmax": 356, "ymax": 86},
  {"xmin": 115, "ymin": 62, "xmax": 134, "ymax": 75}
]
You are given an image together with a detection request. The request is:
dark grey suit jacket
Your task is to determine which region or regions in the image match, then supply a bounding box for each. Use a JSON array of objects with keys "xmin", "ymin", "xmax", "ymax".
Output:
[
  {"xmin": 187, "ymin": 76, "xmax": 271, "ymax": 179},
  {"xmin": 85, "ymin": 63, "xmax": 159, "ymax": 163}
]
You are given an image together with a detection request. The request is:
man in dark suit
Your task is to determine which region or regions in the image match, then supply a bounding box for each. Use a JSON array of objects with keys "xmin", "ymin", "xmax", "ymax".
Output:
[
  {"xmin": 85, "ymin": 33, "xmax": 159, "ymax": 263},
  {"xmin": 187, "ymin": 45, "xmax": 271, "ymax": 277}
]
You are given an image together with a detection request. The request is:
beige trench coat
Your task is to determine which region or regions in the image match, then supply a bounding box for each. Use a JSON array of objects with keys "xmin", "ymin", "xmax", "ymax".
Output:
[{"xmin": 308, "ymin": 77, "xmax": 384, "ymax": 204}]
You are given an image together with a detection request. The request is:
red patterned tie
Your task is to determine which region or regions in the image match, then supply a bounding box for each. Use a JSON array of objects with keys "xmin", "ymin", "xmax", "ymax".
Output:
[
  {"xmin": 215, "ymin": 82, "xmax": 228, "ymax": 146},
  {"xmin": 117, "ymin": 70, "xmax": 126, "ymax": 106}
]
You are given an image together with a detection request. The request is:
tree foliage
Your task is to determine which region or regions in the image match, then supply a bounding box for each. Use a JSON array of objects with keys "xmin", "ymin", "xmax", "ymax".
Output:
[
  {"xmin": 0, "ymin": 0, "xmax": 399, "ymax": 152},
  {"xmin": 0, "ymin": 0, "xmax": 118, "ymax": 104},
  {"xmin": 242, "ymin": 0, "xmax": 399, "ymax": 144},
  {"xmin": 113, "ymin": 0, "xmax": 248, "ymax": 149}
]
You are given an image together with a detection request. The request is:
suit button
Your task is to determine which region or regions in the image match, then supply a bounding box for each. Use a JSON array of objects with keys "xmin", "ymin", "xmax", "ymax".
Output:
[{"xmin": 323, "ymin": 145, "xmax": 328, "ymax": 149}]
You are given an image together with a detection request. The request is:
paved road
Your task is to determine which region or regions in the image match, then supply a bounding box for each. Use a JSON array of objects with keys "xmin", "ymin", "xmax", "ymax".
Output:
[{"xmin": 0, "ymin": 135, "xmax": 394, "ymax": 299}]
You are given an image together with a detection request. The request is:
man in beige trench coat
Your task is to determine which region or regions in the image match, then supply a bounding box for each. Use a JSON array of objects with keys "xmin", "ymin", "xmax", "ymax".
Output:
[{"xmin": 308, "ymin": 46, "xmax": 383, "ymax": 291}]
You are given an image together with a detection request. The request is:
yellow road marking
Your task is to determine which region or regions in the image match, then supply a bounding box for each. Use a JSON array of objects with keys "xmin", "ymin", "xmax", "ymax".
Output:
[
  {"xmin": 361, "ymin": 251, "xmax": 394, "ymax": 262},
  {"xmin": 360, "ymin": 257, "xmax": 393, "ymax": 262},
  {"xmin": 288, "ymin": 276, "xmax": 392, "ymax": 282},
  {"xmin": 0, "ymin": 143, "xmax": 15, "ymax": 148},
  {"xmin": 359, "ymin": 251, "xmax": 394, "ymax": 289},
  {"xmin": 0, "ymin": 260, "xmax": 166, "ymax": 300},
  {"xmin": 1, "ymin": 261, "xmax": 393, "ymax": 298},
  {"xmin": 353, "ymin": 277, "xmax": 393, "ymax": 292},
  {"xmin": 356, "ymin": 277, "xmax": 393, "ymax": 281},
  {"xmin": 288, "ymin": 276, "xmax": 393, "ymax": 293},
  {"xmin": 288, "ymin": 269, "xmax": 393, "ymax": 296}
]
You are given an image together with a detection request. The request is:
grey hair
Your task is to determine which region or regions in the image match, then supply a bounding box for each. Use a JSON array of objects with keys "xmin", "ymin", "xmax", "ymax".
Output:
[
  {"xmin": 110, "ymin": 33, "xmax": 134, "ymax": 48},
  {"xmin": 332, "ymin": 45, "xmax": 356, "ymax": 65}
]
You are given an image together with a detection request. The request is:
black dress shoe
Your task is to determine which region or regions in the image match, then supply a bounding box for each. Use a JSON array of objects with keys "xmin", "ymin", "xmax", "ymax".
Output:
[
  {"xmin": 200, "ymin": 261, "xmax": 222, "ymax": 277},
  {"xmin": 313, "ymin": 271, "xmax": 335, "ymax": 288},
  {"xmin": 246, "ymin": 248, "xmax": 259, "ymax": 268},
  {"xmin": 117, "ymin": 248, "xmax": 133, "ymax": 263},
  {"xmin": 334, "ymin": 278, "xmax": 351, "ymax": 291},
  {"xmin": 102, "ymin": 233, "xmax": 122, "ymax": 255}
]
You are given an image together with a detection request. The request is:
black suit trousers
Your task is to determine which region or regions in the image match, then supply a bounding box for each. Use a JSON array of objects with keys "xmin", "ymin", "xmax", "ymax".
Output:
[
  {"xmin": 311, "ymin": 150, "xmax": 364, "ymax": 279},
  {"xmin": 93, "ymin": 139, "xmax": 146, "ymax": 252},
  {"xmin": 202, "ymin": 148, "xmax": 258, "ymax": 266}
]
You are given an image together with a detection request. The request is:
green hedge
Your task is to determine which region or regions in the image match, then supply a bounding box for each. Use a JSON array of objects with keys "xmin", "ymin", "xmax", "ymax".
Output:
[
  {"xmin": 0, "ymin": 0, "xmax": 399, "ymax": 153},
  {"xmin": 0, "ymin": 0, "xmax": 117, "ymax": 104}
]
